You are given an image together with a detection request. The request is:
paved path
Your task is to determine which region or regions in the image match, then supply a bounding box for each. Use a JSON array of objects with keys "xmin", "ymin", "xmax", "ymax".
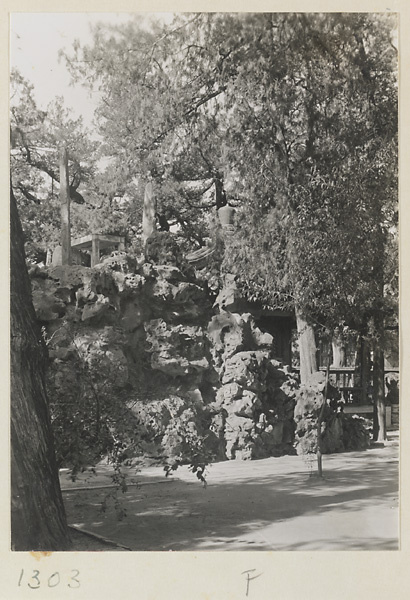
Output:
[{"xmin": 61, "ymin": 433, "xmax": 399, "ymax": 551}]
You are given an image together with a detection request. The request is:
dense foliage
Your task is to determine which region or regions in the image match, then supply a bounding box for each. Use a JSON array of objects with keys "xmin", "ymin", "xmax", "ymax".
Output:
[
  {"xmin": 220, "ymin": 14, "xmax": 398, "ymax": 336},
  {"xmin": 60, "ymin": 13, "xmax": 398, "ymax": 340}
]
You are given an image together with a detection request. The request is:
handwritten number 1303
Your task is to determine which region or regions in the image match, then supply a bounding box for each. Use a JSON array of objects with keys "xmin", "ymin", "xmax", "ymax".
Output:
[{"xmin": 18, "ymin": 569, "xmax": 80, "ymax": 589}]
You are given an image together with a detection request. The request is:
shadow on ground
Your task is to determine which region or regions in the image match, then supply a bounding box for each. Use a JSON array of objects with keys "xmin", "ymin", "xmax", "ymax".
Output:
[{"xmin": 62, "ymin": 440, "xmax": 399, "ymax": 551}]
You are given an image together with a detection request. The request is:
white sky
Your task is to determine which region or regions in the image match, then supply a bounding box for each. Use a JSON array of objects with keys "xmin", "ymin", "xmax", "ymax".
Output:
[{"xmin": 10, "ymin": 13, "xmax": 174, "ymax": 129}]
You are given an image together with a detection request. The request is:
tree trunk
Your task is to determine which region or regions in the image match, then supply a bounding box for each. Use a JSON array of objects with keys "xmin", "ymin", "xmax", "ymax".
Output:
[
  {"xmin": 372, "ymin": 220, "xmax": 387, "ymax": 442},
  {"xmin": 45, "ymin": 247, "xmax": 52, "ymax": 266},
  {"xmin": 142, "ymin": 180, "xmax": 157, "ymax": 245},
  {"xmin": 358, "ymin": 336, "xmax": 371, "ymax": 405},
  {"xmin": 316, "ymin": 364, "xmax": 330, "ymax": 478},
  {"xmin": 331, "ymin": 329, "xmax": 346, "ymax": 367},
  {"xmin": 59, "ymin": 145, "xmax": 71, "ymax": 265},
  {"xmin": 10, "ymin": 186, "xmax": 71, "ymax": 551},
  {"xmin": 295, "ymin": 307, "xmax": 319, "ymax": 384},
  {"xmin": 373, "ymin": 341, "xmax": 386, "ymax": 442},
  {"xmin": 214, "ymin": 178, "xmax": 227, "ymax": 209}
]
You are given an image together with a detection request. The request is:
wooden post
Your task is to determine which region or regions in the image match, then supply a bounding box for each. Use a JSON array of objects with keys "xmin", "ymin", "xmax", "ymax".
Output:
[
  {"xmin": 91, "ymin": 234, "xmax": 100, "ymax": 267},
  {"xmin": 59, "ymin": 145, "xmax": 71, "ymax": 265}
]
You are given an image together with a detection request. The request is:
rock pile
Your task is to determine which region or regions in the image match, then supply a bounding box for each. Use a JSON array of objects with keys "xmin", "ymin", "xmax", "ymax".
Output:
[
  {"xmin": 30, "ymin": 254, "xmax": 297, "ymax": 467},
  {"xmin": 294, "ymin": 372, "xmax": 370, "ymax": 456},
  {"xmin": 208, "ymin": 311, "xmax": 297, "ymax": 459}
]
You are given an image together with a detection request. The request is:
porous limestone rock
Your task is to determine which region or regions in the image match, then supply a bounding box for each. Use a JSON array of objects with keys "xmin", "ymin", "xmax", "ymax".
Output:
[
  {"xmin": 294, "ymin": 374, "xmax": 370, "ymax": 456},
  {"xmin": 30, "ymin": 256, "xmax": 298, "ymax": 466},
  {"xmin": 144, "ymin": 319, "xmax": 209, "ymax": 377},
  {"xmin": 81, "ymin": 294, "xmax": 110, "ymax": 321},
  {"xmin": 208, "ymin": 311, "xmax": 274, "ymax": 374},
  {"xmin": 210, "ymin": 310, "xmax": 297, "ymax": 460},
  {"xmin": 222, "ymin": 351, "xmax": 270, "ymax": 388},
  {"xmin": 213, "ymin": 274, "xmax": 243, "ymax": 312}
]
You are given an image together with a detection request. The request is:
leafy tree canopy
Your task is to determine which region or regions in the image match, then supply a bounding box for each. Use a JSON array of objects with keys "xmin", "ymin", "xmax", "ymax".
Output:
[
  {"xmin": 62, "ymin": 13, "xmax": 398, "ymax": 339},
  {"xmin": 10, "ymin": 70, "xmax": 141, "ymax": 261}
]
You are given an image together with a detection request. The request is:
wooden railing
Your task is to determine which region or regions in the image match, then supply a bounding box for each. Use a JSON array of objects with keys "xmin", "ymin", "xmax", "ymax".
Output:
[{"xmin": 291, "ymin": 366, "xmax": 399, "ymax": 406}]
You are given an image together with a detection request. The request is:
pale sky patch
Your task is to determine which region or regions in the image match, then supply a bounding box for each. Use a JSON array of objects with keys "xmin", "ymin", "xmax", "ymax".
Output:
[{"xmin": 10, "ymin": 12, "xmax": 174, "ymax": 129}]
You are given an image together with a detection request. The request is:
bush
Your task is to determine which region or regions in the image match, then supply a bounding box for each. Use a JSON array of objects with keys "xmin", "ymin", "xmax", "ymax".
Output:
[{"xmin": 341, "ymin": 414, "xmax": 371, "ymax": 451}]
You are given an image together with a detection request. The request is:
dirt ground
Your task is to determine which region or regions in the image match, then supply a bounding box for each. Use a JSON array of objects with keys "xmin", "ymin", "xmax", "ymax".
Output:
[{"xmin": 61, "ymin": 432, "xmax": 399, "ymax": 551}]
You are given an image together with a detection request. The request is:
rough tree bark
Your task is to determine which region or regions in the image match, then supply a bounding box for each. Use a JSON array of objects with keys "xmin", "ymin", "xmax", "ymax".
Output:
[
  {"xmin": 372, "ymin": 224, "xmax": 387, "ymax": 442},
  {"xmin": 10, "ymin": 186, "xmax": 71, "ymax": 550},
  {"xmin": 373, "ymin": 347, "xmax": 386, "ymax": 442},
  {"xmin": 331, "ymin": 328, "xmax": 346, "ymax": 368},
  {"xmin": 358, "ymin": 336, "xmax": 371, "ymax": 405},
  {"xmin": 142, "ymin": 180, "xmax": 157, "ymax": 246},
  {"xmin": 214, "ymin": 177, "xmax": 227, "ymax": 209},
  {"xmin": 59, "ymin": 145, "xmax": 71, "ymax": 266},
  {"xmin": 295, "ymin": 307, "xmax": 319, "ymax": 384},
  {"xmin": 373, "ymin": 312, "xmax": 386, "ymax": 442}
]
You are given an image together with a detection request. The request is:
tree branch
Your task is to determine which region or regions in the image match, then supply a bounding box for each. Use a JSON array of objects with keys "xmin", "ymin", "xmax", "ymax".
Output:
[{"xmin": 16, "ymin": 183, "xmax": 41, "ymax": 204}]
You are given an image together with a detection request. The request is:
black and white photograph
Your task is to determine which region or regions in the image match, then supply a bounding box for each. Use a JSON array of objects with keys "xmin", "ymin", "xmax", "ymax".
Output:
[{"xmin": 6, "ymin": 4, "xmax": 406, "ymax": 594}]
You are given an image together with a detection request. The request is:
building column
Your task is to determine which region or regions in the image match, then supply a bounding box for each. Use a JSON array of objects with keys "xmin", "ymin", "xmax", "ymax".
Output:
[{"xmin": 91, "ymin": 234, "xmax": 100, "ymax": 267}]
